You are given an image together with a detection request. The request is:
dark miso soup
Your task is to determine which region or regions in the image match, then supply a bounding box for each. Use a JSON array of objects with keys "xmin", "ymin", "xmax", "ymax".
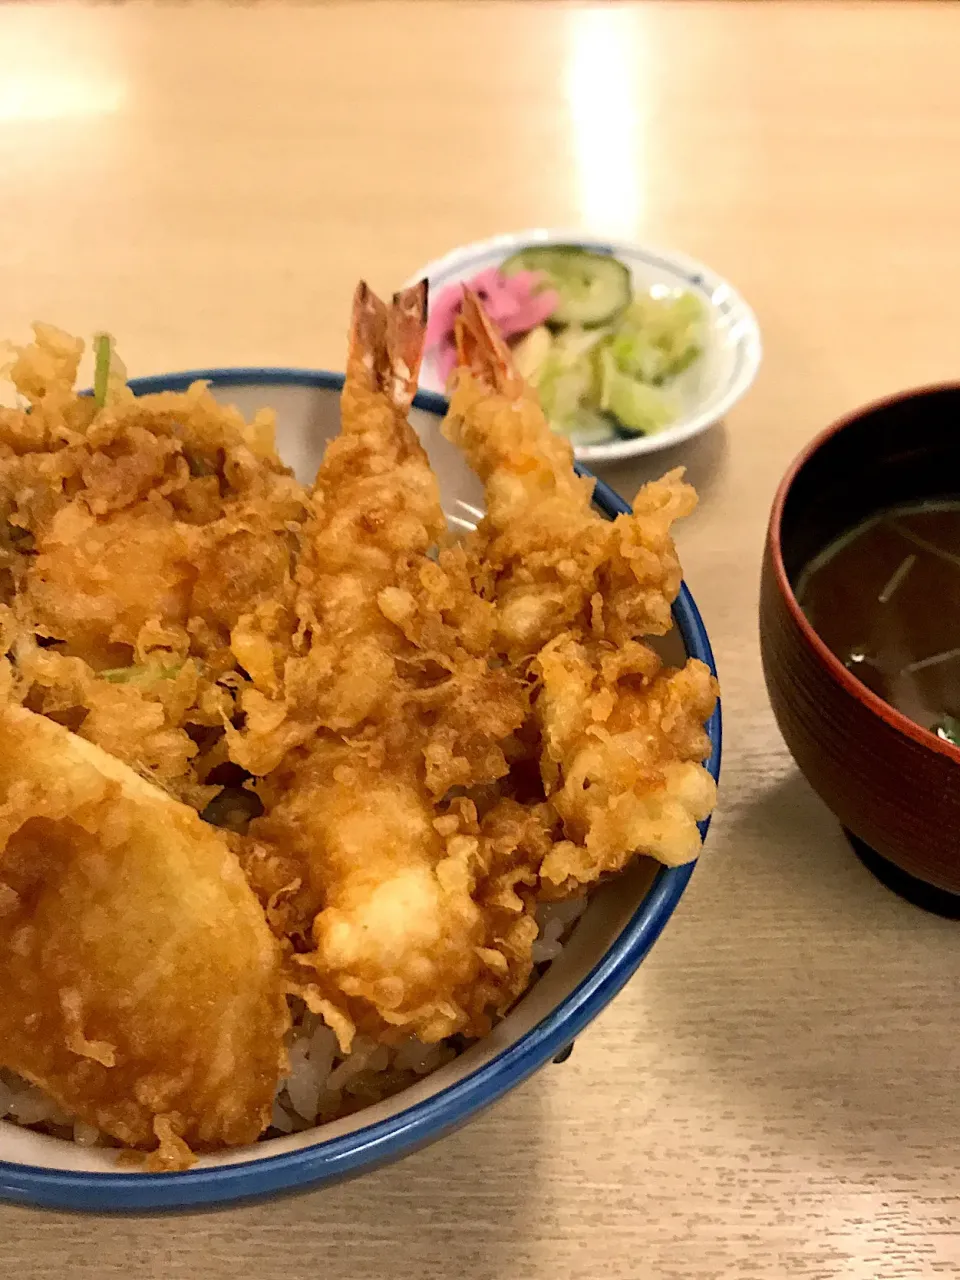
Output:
[{"xmin": 795, "ymin": 501, "xmax": 960, "ymax": 741}]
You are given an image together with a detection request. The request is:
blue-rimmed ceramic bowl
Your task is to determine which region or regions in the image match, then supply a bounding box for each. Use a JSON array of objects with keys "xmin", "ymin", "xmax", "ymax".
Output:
[{"xmin": 0, "ymin": 370, "xmax": 721, "ymax": 1213}]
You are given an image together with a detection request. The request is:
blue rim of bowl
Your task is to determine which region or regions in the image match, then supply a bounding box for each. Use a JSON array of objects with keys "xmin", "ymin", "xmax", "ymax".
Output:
[{"xmin": 0, "ymin": 368, "xmax": 722, "ymax": 1213}]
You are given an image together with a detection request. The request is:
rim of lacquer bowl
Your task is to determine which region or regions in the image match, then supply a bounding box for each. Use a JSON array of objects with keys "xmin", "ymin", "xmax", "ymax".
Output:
[
  {"xmin": 766, "ymin": 380, "xmax": 960, "ymax": 766},
  {"xmin": 0, "ymin": 367, "xmax": 722, "ymax": 1213}
]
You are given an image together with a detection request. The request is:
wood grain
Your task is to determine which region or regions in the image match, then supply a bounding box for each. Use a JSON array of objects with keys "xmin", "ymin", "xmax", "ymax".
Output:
[{"xmin": 2, "ymin": 1, "xmax": 960, "ymax": 1274}]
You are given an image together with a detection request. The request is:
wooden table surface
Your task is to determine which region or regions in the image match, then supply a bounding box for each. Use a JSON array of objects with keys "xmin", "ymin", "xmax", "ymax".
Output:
[{"xmin": 2, "ymin": 0, "xmax": 960, "ymax": 1274}]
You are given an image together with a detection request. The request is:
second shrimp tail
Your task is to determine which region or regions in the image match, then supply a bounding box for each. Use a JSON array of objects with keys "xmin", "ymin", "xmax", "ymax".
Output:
[
  {"xmin": 345, "ymin": 279, "xmax": 428, "ymax": 413},
  {"xmin": 453, "ymin": 286, "xmax": 527, "ymax": 400}
]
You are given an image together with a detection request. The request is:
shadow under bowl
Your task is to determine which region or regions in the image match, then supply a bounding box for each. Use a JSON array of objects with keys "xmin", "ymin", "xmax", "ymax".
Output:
[{"xmin": 760, "ymin": 383, "xmax": 960, "ymax": 905}]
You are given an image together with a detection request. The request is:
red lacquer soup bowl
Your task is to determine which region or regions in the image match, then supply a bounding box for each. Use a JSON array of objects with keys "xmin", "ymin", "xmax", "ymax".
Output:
[{"xmin": 760, "ymin": 385, "xmax": 960, "ymax": 911}]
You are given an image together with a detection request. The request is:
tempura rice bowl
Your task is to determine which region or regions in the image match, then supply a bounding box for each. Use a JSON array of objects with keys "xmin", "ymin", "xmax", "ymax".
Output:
[{"xmin": 0, "ymin": 372, "xmax": 721, "ymax": 1213}]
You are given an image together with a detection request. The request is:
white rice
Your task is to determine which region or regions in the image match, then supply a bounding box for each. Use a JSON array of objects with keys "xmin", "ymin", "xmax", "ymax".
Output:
[
  {"xmin": 271, "ymin": 893, "xmax": 587, "ymax": 1133},
  {"xmin": 531, "ymin": 896, "xmax": 589, "ymax": 964},
  {"xmin": 0, "ymin": 894, "xmax": 588, "ymax": 1149},
  {"xmin": 0, "ymin": 1069, "xmax": 74, "ymax": 1131},
  {"xmin": 271, "ymin": 1022, "xmax": 454, "ymax": 1134}
]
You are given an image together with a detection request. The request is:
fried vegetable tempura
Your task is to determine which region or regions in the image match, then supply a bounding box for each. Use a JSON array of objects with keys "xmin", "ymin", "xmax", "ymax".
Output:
[
  {"xmin": 0, "ymin": 324, "xmax": 305, "ymax": 807},
  {"xmin": 0, "ymin": 699, "xmax": 288, "ymax": 1167}
]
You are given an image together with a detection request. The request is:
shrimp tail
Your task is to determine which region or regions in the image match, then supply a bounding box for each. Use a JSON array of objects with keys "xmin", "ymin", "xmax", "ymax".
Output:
[
  {"xmin": 454, "ymin": 286, "xmax": 527, "ymax": 399},
  {"xmin": 345, "ymin": 279, "xmax": 428, "ymax": 413},
  {"xmin": 387, "ymin": 281, "xmax": 428, "ymax": 412},
  {"xmin": 345, "ymin": 280, "xmax": 390, "ymax": 391}
]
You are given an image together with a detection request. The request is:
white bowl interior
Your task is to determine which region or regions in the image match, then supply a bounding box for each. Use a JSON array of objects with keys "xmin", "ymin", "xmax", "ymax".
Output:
[
  {"xmin": 409, "ymin": 229, "xmax": 761, "ymax": 464},
  {"xmin": 0, "ymin": 380, "xmax": 677, "ymax": 1175}
]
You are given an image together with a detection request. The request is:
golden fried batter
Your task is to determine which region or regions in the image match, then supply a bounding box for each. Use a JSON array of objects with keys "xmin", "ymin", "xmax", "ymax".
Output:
[
  {"xmin": 441, "ymin": 288, "xmax": 718, "ymax": 880},
  {"xmin": 0, "ymin": 700, "xmax": 288, "ymax": 1166},
  {"xmin": 0, "ymin": 285, "xmax": 718, "ymax": 1162},
  {"xmin": 533, "ymin": 636, "xmax": 718, "ymax": 892},
  {"xmin": 0, "ymin": 325, "xmax": 305, "ymax": 806},
  {"xmin": 443, "ymin": 289, "xmax": 694, "ymax": 657},
  {"xmin": 247, "ymin": 285, "xmax": 532, "ymax": 1046}
]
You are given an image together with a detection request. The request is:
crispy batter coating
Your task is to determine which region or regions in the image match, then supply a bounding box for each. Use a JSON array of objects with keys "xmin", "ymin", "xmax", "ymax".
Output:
[
  {"xmin": 0, "ymin": 287, "xmax": 718, "ymax": 1160},
  {"xmin": 0, "ymin": 700, "xmax": 288, "ymax": 1166},
  {"xmin": 442, "ymin": 288, "xmax": 718, "ymax": 888},
  {"xmin": 227, "ymin": 282, "xmax": 491, "ymax": 777},
  {"xmin": 533, "ymin": 637, "xmax": 718, "ymax": 892},
  {"xmin": 245, "ymin": 285, "xmax": 532, "ymax": 1045},
  {"xmin": 0, "ymin": 325, "xmax": 306, "ymax": 809},
  {"xmin": 443, "ymin": 290, "xmax": 695, "ymax": 657},
  {"xmin": 260, "ymin": 739, "xmax": 486, "ymax": 1044},
  {"xmin": 3, "ymin": 341, "xmax": 303, "ymax": 667},
  {"xmin": 257, "ymin": 748, "xmax": 544, "ymax": 1048}
]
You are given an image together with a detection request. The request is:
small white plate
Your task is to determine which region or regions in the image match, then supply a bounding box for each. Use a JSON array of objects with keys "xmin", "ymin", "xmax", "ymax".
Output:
[{"xmin": 406, "ymin": 229, "xmax": 762, "ymax": 464}]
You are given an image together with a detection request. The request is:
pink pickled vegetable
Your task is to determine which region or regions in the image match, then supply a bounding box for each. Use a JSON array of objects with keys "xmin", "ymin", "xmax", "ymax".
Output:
[{"xmin": 426, "ymin": 267, "xmax": 558, "ymax": 383}]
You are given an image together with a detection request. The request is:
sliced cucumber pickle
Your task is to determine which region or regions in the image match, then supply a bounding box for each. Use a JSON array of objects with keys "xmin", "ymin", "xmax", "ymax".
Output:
[
  {"xmin": 597, "ymin": 345, "xmax": 675, "ymax": 436},
  {"xmin": 501, "ymin": 245, "xmax": 631, "ymax": 329}
]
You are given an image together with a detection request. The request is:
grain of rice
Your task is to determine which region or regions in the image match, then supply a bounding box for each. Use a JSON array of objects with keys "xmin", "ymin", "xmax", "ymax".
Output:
[
  {"xmin": 327, "ymin": 1038, "xmax": 374, "ymax": 1090},
  {"xmin": 73, "ymin": 1121, "xmax": 101, "ymax": 1147},
  {"xmin": 284, "ymin": 1039, "xmax": 323, "ymax": 1121},
  {"xmin": 270, "ymin": 1100, "xmax": 295, "ymax": 1134},
  {"xmin": 392, "ymin": 1038, "xmax": 435, "ymax": 1074},
  {"xmin": 365, "ymin": 1045, "xmax": 391, "ymax": 1074},
  {"xmin": 8, "ymin": 1086, "xmax": 62, "ymax": 1126},
  {"xmin": 308, "ymin": 1025, "xmax": 337, "ymax": 1082}
]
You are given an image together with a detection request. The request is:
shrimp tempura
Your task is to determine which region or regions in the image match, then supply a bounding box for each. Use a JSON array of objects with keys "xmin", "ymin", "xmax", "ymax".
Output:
[
  {"xmin": 227, "ymin": 282, "xmax": 445, "ymax": 776},
  {"xmin": 443, "ymin": 288, "xmax": 696, "ymax": 661},
  {"xmin": 229, "ymin": 283, "xmax": 515, "ymax": 780},
  {"xmin": 444, "ymin": 289, "xmax": 718, "ymax": 876},
  {"xmin": 249, "ymin": 284, "xmax": 532, "ymax": 1045}
]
